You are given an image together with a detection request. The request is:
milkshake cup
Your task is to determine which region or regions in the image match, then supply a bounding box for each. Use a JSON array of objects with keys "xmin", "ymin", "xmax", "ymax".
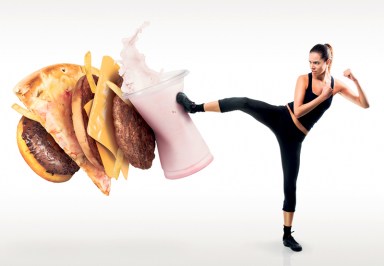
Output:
[{"xmin": 124, "ymin": 70, "xmax": 213, "ymax": 179}]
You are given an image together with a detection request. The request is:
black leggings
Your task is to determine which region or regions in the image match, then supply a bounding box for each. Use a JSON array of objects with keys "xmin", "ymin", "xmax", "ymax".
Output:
[{"xmin": 218, "ymin": 97, "xmax": 306, "ymax": 212}]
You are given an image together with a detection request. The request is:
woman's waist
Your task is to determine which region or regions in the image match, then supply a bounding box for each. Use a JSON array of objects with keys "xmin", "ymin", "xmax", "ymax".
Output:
[{"xmin": 285, "ymin": 104, "xmax": 308, "ymax": 136}]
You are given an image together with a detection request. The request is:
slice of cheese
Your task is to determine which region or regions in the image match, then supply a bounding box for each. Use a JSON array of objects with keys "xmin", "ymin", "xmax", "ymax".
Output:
[
  {"xmin": 88, "ymin": 56, "xmax": 120, "ymax": 156},
  {"xmin": 121, "ymin": 159, "xmax": 129, "ymax": 180},
  {"xmin": 84, "ymin": 99, "xmax": 129, "ymax": 180},
  {"xmin": 84, "ymin": 51, "xmax": 98, "ymax": 93},
  {"xmin": 113, "ymin": 149, "xmax": 124, "ymax": 179},
  {"xmin": 84, "ymin": 99, "xmax": 117, "ymax": 178},
  {"xmin": 106, "ymin": 81, "xmax": 129, "ymax": 104},
  {"xmin": 83, "ymin": 99, "xmax": 93, "ymax": 118},
  {"xmin": 12, "ymin": 103, "xmax": 41, "ymax": 123},
  {"xmin": 105, "ymin": 80, "xmax": 130, "ymax": 179},
  {"xmin": 86, "ymin": 56, "xmax": 129, "ymax": 179}
]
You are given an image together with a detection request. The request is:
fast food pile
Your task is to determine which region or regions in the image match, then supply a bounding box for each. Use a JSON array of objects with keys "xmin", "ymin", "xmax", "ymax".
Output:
[{"xmin": 12, "ymin": 52, "xmax": 156, "ymax": 195}]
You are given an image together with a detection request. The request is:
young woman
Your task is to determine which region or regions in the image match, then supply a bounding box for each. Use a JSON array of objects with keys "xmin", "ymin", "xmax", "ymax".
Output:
[{"xmin": 176, "ymin": 44, "xmax": 369, "ymax": 252}]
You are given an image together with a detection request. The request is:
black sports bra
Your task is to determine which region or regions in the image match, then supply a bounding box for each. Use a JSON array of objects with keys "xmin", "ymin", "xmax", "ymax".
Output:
[{"xmin": 288, "ymin": 73, "xmax": 334, "ymax": 131}]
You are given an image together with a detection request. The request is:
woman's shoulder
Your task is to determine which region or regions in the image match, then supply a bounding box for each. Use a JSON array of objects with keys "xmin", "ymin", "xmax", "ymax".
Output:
[
  {"xmin": 297, "ymin": 73, "xmax": 310, "ymax": 81},
  {"xmin": 296, "ymin": 73, "xmax": 310, "ymax": 85},
  {"xmin": 299, "ymin": 73, "xmax": 312, "ymax": 80}
]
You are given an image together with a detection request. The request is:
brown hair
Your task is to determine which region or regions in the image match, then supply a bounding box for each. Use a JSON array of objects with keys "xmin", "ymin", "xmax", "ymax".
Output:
[{"xmin": 310, "ymin": 43, "xmax": 334, "ymax": 71}]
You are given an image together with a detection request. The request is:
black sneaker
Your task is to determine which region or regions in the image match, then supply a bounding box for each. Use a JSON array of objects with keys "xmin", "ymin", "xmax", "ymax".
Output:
[
  {"xmin": 283, "ymin": 235, "xmax": 302, "ymax": 252},
  {"xmin": 176, "ymin": 92, "xmax": 197, "ymax": 113}
]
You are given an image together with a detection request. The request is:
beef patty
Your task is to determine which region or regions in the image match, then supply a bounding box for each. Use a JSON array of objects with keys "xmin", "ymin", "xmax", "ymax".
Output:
[
  {"xmin": 21, "ymin": 117, "xmax": 80, "ymax": 175},
  {"xmin": 112, "ymin": 95, "xmax": 156, "ymax": 169}
]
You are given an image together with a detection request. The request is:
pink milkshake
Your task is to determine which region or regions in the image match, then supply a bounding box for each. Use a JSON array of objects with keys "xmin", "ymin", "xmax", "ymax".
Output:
[{"xmin": 120, "ymin": 24, "xmax": 213, "ymax": 179}]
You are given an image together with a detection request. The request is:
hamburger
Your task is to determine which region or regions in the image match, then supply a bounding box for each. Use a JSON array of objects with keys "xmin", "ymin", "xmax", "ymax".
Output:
[
  {"xmin": 16, "ymin": 116, "xmax": 79, "ymax": 183},
  {"xmin": 13, "ymin": 54, "xmax": 156, "ymax": 195}
]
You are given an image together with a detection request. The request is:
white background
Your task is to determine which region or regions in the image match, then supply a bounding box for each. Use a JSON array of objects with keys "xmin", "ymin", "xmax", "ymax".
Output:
[{"xmin": 1, "ymin": 0, "xmax": 383, "ymax": 265}]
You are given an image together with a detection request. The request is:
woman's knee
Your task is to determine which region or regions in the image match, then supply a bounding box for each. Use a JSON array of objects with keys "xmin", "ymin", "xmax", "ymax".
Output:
[
  {"xmin": 283, "ymin": 200, "xmax": 296, "ymax": 212},
  {"xmin": 237, "ymin": 97, "xmax": 251, "ymax": 110},
  {"xmin": 219, "ymin": 97, "xmax": 250, "ymax": 112}
]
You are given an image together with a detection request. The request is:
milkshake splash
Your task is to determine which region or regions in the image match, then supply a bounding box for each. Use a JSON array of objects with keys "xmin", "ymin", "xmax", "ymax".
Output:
[{"xmin": 119, "ymin": 22, "xmax": 162, "ymax": 96}]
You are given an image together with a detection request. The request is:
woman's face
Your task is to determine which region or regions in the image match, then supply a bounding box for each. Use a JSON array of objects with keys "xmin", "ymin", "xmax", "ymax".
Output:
[{"xmin": 309, "ymin": 52, "xmax": 328, "ymax": 75}]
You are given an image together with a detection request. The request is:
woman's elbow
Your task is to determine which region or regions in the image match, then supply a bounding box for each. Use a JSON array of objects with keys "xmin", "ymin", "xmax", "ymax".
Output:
[
  {"xmin": 294, "ymin": 110, "xmax": 303, "ymax": 118},
  {"xmin": 360, "ymin": 100, "xmax": 370, "ymax": 109}
]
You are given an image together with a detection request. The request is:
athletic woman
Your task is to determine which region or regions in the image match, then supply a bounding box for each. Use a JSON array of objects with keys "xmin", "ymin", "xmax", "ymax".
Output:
[{"xmin": 176, "ymin": 44, "xmax": 369, "ymax": 252}]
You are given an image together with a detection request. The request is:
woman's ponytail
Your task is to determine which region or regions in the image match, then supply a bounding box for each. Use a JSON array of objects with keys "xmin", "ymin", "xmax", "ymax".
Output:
[{"xmin": 324, "ymin": 43, "xmax": 333, "ymax": 72}]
